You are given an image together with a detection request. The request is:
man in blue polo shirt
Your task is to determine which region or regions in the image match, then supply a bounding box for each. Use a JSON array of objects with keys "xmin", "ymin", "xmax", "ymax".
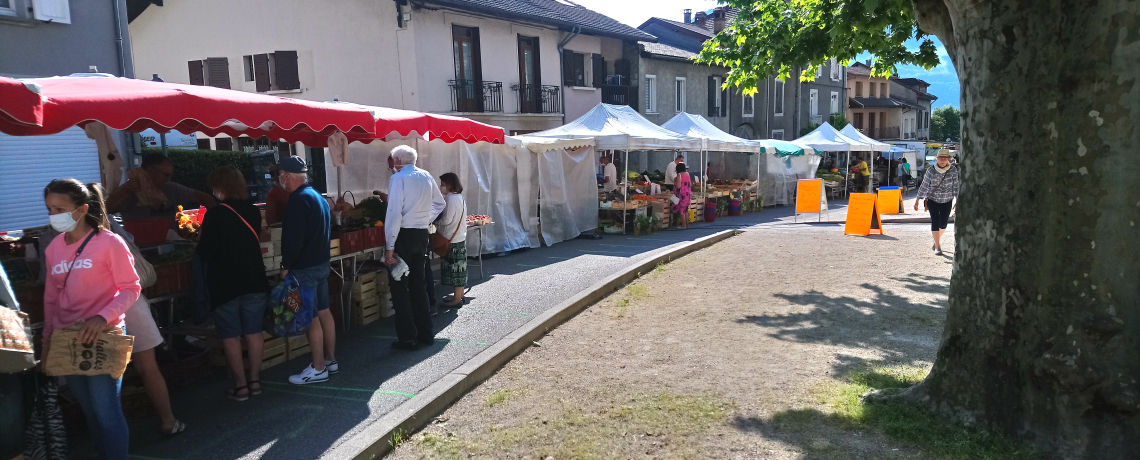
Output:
[{"xmin": 278, "ymin": 157, "xmax": 338, "ymax": 385}]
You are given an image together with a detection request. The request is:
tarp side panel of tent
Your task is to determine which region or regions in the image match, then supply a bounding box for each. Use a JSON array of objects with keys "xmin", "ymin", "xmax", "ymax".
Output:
[
  {"xmin": 539, "ymin": 146, "xmax": 598, "ymax": 245},
  {"xmin": 515, "ymin": 144, "xmax": 542, "ymax": 249},
  {"xmin": 327, "ymin": 138, "xmax": 531, "ymax": 254}
]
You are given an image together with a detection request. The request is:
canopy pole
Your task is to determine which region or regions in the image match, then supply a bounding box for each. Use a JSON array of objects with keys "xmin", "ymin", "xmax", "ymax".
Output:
[
  {"xmin": 845, "ymin": 149, "xmax": 851, "ymax": 199},
  {"xmin": 624, "ymin": 149, "xmax": 629, "ymax": 235},
  {"xmin": 160, "ymin": 132, "xmax": 168, "ymax": 155}
]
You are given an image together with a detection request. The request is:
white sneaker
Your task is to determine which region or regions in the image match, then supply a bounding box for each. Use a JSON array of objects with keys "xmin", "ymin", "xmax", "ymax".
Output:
[
  {"xmin": 288, "ymin": 365, "xmax": 329, "ymax": 385},
  {"xmin": 325, "ymin": 360, "xmax": 339, "ymax": 374}
]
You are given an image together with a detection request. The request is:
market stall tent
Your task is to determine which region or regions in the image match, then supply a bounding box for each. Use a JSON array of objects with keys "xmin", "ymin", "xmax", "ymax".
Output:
[
  {"xmin": 325, "ymin": 136, "xmax": 598, "ymax": 254},
  {"xmin": 526, "ymin": 103, "xmax": 702, "ymax": 151},
  {"xmin": 839, "ymin": 124, "xmax": 891, "ymax": 152},
  {"xmin": 793, "ymin": 123, "xmax": 879, "ymax": 196},
  {"xmin": 660, "ymin": 112, "xmax": 762, "ymax": 153}
]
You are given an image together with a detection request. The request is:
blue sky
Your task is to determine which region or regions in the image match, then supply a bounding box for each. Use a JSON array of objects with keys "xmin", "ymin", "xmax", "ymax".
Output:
[{"xmin": 571, "ymin": 0, "xmax": 961, "ymax": 107}]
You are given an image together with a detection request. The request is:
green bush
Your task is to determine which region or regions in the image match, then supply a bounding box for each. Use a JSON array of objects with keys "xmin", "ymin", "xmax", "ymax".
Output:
[
  {"xmin": 829, "ymin": 112, "xmax": 849, "ymax": 128},
  {"xmin": 142, "ymin": 147, "xmax": 254, "ymax": 193}
]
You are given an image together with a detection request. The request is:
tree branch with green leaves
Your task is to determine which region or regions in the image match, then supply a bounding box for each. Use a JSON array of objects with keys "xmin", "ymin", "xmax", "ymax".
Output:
[{"xmin": 696, "ymin": 0, "xmax": 943, "ymax": 92}]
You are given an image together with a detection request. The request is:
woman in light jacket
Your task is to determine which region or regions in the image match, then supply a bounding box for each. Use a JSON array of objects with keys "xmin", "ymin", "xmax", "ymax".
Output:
[
  {"xmin": 42, "ymin": 179, "xmax": 139, "ymax": 460},
  {"xmin": 435, "ymin": 173, "xmax": 468, "ymax": 309},
  {"xmin": 914, "ymin": 150, "xmax": 960, "ymax": 255}
]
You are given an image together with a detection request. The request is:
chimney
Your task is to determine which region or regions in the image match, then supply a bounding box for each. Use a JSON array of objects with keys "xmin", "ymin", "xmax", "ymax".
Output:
[
  {"xmin": 694, "ymin": 11, "xmax": 707, "ymax": 29},
  {"xmin": 683, "ymin": 9, "xmax": 692, "ymax": 23},
  {"xmin": 713, "ymin": 7, "xmax": 726, "ymax": 33}
]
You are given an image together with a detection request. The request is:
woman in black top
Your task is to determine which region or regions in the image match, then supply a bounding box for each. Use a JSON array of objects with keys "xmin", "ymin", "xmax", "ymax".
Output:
[{"xmin": 197, "ymin": 166, "xmax": 270, "ymax": 401}]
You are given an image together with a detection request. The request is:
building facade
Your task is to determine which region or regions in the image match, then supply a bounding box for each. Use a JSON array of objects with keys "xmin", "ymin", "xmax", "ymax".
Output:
[
  {"xmin": 846, "ymin": 62, "xmax": 936, "ymax": 141},
  {"xmin": 640, "ymin": 7, "xmax": 846, "ymax": 143},
  {"xmin": 0, "ymin": 0, "xmax": 138, "ymax": 230},
  {"xmin": 128, "ymin": 0, "xmax": 652, "ymax": 137}
]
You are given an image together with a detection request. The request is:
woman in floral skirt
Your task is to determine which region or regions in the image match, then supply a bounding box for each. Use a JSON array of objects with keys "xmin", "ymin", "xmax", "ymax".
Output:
[
  {"xmin": 435, "ymin": 173, "xmax": 468, "ymax": 309},
  {"xmin": 672, "ymin": 163, "xmax": 692, "ymax": 229}
]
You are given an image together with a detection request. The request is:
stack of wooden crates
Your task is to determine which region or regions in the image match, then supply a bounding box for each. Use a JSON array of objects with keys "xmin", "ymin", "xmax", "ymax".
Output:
[
  {"xmin": 260, "ymin": 227, "xmax": 283, "ymax": 271},
  {"xmin": 352, "ymin": 271, "xmax": 392, "ymax": 326}
]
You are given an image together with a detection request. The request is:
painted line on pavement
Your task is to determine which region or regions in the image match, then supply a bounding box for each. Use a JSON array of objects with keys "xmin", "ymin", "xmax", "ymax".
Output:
[
  {"xmin": 371, "ymin": 335, "xmax": 489, "ymax": 346},
  {"xmin": 264, "ymin": 381, "xmax": 415, "ymax": 399},
  {"xmin": 515, "ymin": 263, "xmax": 545, "ymax": 268}
]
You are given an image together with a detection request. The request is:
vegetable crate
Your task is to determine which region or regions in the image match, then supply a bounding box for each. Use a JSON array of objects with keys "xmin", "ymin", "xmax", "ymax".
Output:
[
  {"xmin": 208, "ymin": 332, "xmax": 287, "ymax": 370},
  {"xmin": 330, "ymin": 238, "xmax": 341, "ymax": 257},
  {"xmin": 142, "ymin": 261, "xmax": 191, "ymax": 298}
]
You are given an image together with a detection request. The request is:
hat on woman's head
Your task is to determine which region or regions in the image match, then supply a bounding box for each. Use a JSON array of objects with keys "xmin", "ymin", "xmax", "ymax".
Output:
[{"xmin": 936, "ymin": 149, "xmax": 953, "ymax": 158}]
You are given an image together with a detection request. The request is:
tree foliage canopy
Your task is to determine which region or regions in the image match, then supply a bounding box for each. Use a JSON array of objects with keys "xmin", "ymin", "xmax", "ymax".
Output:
[
  {"xmin": 696, "ymin": 0, "xmax": 942, "ymax": 94},
  {"xmin": 929, "ymin": 105, "xmax": 960, "ymax": 142}
]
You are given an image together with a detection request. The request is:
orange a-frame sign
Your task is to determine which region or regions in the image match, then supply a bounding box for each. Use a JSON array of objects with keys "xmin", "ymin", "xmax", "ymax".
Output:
[{"xmin": 844, "ymin": 193, "xmax": 886, "ymax": 236}]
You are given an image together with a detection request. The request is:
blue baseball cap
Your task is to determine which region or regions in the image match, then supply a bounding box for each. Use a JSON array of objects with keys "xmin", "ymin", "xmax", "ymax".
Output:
[{"xmin": 279, "ymin": 156, "xmax": 308, "ymax": 174}]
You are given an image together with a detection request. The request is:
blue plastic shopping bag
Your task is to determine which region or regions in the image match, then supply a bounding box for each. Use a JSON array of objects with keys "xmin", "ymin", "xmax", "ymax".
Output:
[{"xmin": 264, "ymin": 275, "xmax": 315, "ymax": 337}]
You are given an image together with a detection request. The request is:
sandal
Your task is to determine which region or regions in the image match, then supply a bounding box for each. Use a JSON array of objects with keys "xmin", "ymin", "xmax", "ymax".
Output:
[
  {"xmin": 226, "ymin": 385, "xmax": 250, "ymax": 402},
  {"xmin": 160, "ymin": 420, "xmax": 187, "ymax": 437},
  {"xmin": 248, "ymin": 380, "xmax": 262, "ymax": 396}
]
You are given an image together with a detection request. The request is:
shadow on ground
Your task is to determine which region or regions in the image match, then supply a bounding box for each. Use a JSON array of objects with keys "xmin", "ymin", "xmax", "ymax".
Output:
[{"xmin": 736, "ymin": 273, "xmax": 949, "ymax": 374}]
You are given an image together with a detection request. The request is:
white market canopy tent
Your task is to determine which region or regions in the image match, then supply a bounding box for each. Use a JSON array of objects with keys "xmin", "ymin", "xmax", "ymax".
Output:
[
  {"xmin": 793, "ymin": 122, "xmax": 876, "ymax": 152},
  {"xmin": 839, "ymin": 124, "xmax": 891, "ymax": 152},
  {"xmin": 527, "ymin": 103, "xmax": 703, "ymax": 151},
  {"xmin": 661, "ymin": 112, "xmax": 762, "ymax": 153}
]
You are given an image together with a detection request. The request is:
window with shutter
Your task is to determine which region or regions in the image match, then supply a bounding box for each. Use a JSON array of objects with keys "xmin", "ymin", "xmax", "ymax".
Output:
[
  {"xmin": 675, "ymin": 77, "xmax": 686, "ymax": 113},
  {"xmin": 773, "ymin": 79, "xmax": 784, "ymax": 116},
  {"xmin": 644, "ymin": 75, "xmax": 657, "ymax": 113},
  {"xmin": 243, "ymin": 56, "xmax": 254, "ymax": 82},
  {"xmin": 742, "ymin": 93, "xmax": 754, "ymax": 118},
  {"xmin": 591, "ymin": 55, "xmax": 605, "ymax": 88},
  {"xmin": 721, "ymin": 87, "xmax": 727, "ymax": 117},
  {"xmin": 562, "ymin": 52, "xmax": 585, "ymax": 86},
  {"xmin": 809, "ymin": 89, "xmax": 818, "ymax": 117},
  {"xmin": 707, "ymin": 76, "xmax": 716, "ymax": 117},
  {"xmin": 206, "ymin": 57, "xmax": 230, "ymax": 89},
  {"xmin": 188, "ymin": 60, "xmax": 204, "ymax": 86},
  {"xmin": 253, "ymin": 54, "xmax": 271, "ymax": 92},
  {"xmin": 32, "ymin": 0, "xmax": 71, "ymax": 24},
  {"xmin": 274, "ymin": 51, "xmax": 300, "ymax": 90}
]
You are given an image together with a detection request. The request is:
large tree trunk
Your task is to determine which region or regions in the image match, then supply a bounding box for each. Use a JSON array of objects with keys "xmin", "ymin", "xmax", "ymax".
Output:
[{"xmin": 900, "ymin": 1, "xmax": 1140, "ymax": 458}]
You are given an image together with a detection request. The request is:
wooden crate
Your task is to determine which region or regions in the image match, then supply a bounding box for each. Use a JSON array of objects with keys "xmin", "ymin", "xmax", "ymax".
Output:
[
  {"xmin": 209, "ymin": 335, "xmax": 286, "ymax": 370},
  {"xmin": 330, "ymin": 238, "xmax": 341, "ymax": 257},
  {"xmin": 352, "ymin": 296, "xmax": 381, "ymax": 326},
  {"xmin": 285, "ymin": 335, "xmax": 310, "ymax": 360}
]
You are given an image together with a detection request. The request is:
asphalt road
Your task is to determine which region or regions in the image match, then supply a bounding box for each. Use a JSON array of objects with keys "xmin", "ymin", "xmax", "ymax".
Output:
[{"xmin": 70, "ymin": 205, "xmax": 805, "ymax": 460}]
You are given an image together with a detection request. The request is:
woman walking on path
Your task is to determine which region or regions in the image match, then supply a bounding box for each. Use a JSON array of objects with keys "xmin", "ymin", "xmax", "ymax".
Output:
[
  {"xmin": 435, "ymin": 173, "xmax": 468, "ymax": 309},
  {"xmin": 914, "ymin": 151, "xmax": 959, "ymax": 255},
  {"xmin": 672, "ymin": 164, "xmax": 692, "ymax": 229},
  {"xmin": 42, "ymin": 179, "xmax": 139, "ymax": 460},
  {"xmin": 196, "ymin": 166, "xmax": 270, "ymax": 400}
]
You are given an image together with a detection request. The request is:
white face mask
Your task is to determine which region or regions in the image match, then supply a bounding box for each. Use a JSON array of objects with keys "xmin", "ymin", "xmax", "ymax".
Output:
[
  {"xmin": 49, "ymin": 209, "xmax": 80, "ymax": 233},
  {"xmin": 214, "ymin": 191, "xmax": 225, "ymax": 201}
]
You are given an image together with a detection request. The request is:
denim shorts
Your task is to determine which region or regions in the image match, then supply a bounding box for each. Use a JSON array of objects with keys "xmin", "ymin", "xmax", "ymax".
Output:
[
  {"xmin": 213, "ymin": 292, "xmax": 268, "ymax": 339},
  {"xmin": 291, "ymin": 264, "xmax": 330, "ymax": 312}
]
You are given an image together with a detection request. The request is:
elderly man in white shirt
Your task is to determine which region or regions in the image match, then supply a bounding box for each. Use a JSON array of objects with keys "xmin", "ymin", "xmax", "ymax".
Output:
[
  {"xmin": 664, "ymin": 154, "xmax": 684, "ymax": 191},
  {"xmin": 384, "ymin": 145, "xmax": 447, "ymax": 350},
  {"xmin": 601, "ymin": 155, "xmax": 618, "ymax": 193}
]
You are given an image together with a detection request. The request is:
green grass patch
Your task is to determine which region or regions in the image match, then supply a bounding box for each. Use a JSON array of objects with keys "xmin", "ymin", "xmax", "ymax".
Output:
[
  {"xmin": 484, "ymin": 388, "xmax": 524, "ymax": 407},
  {"xmin": 609, "ymin": 284, "xmax": 651, "ymax": 318},
  {"xmin": 909, "ymin": 313, "xmax": 941, "ymax": 326},
  {"xmin": 418, "ymin": 432, "xmax": 464, "ymax": 459},
  {"xmin": 825, "ymin": 366, "xmax": 1035, "ymax": 460}
]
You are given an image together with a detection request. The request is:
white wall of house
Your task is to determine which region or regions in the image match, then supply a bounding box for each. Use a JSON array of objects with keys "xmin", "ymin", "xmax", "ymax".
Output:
[
  {"xmin": 130, "ymin": 0, "xmax": 403, "ymax": 108},
  {"xmin": 410, "ymin": 8, "xmax": 562, "ymax": 115}
]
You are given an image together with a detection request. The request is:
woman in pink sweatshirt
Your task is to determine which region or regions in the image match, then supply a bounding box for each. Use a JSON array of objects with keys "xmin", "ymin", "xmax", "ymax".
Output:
[{"xmin": 43, "ymin": 179, "xmax": 139, "ymax": 460}]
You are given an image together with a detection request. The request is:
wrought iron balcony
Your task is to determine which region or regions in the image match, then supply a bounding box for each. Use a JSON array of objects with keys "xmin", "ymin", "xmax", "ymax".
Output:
[
  {"xmin": 513, "ymin": 84, "xmax": 560, "ymax": 114},
  {"xmin": 600, "ymin": 85, "xmax": 638, "ymax": 111},
  {"xmin": 448, "ymin": 80, "xmax": 503, "ymax": 113}
]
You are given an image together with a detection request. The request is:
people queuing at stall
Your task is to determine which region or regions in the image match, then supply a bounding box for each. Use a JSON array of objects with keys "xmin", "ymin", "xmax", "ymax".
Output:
[
  {"xmin": 278, "ymin": 157, "xmax": 338, "ymax": 385},
  {"xmin": 196, "ymin": 166, "xmax": 270, "ymax": 398},
  {"xmin": 384, "ymin": 146, "xmax": 446, "ymax": 351}
]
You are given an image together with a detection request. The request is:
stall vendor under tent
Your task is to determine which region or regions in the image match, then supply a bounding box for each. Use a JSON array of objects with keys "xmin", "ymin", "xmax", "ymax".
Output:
[{"xmin": 106, "ymin": 153, "xmax": 215, "ymax": 222}]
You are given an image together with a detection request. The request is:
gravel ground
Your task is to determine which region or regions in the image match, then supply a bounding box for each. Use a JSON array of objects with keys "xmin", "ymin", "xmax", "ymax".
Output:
[{"xmin": 389, "ymin": 223, "xmax": 954, "ymax": 460}]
